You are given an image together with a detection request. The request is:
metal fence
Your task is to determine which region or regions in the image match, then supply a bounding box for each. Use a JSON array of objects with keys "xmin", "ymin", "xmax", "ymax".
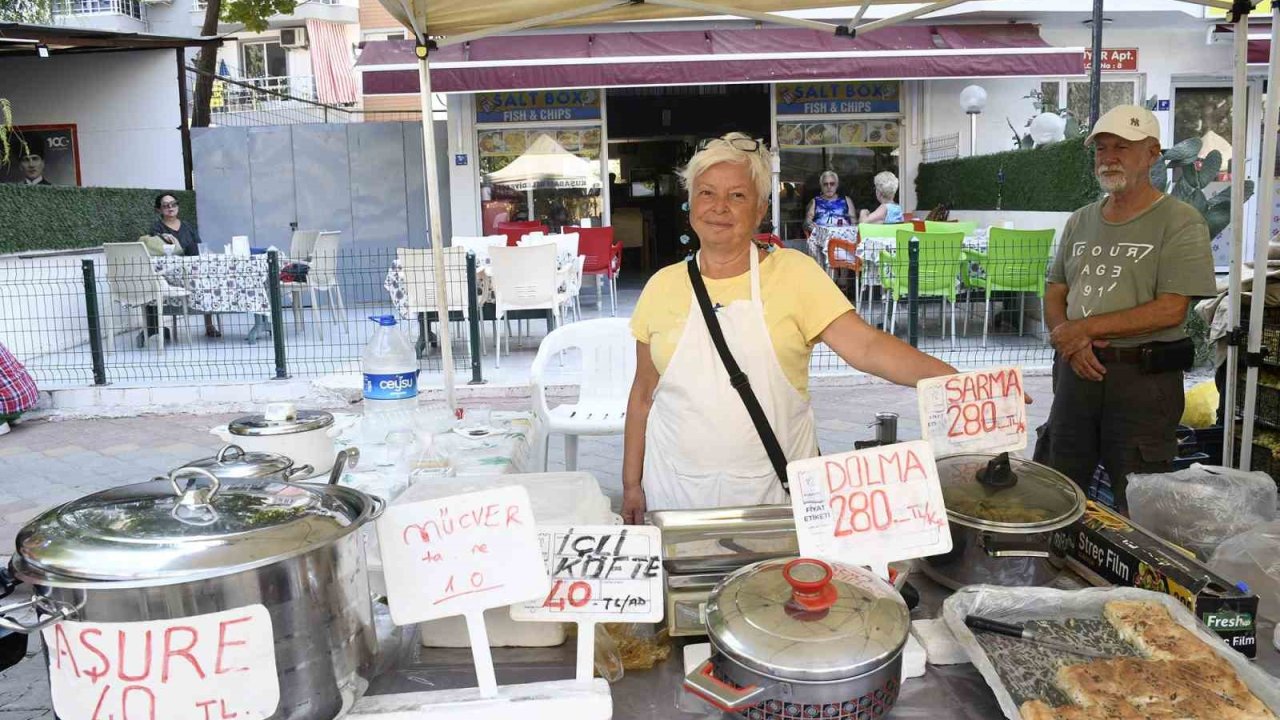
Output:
[
  {"xmin": 922, "ymin": 132, "xmax": 961, "ymax": 164},
  {"xmin": 2, "ymin": 247, "xmax": 491, "ymax": 387},
  {"xmin": 191, "ymin": 66, "xmax": 423, "ymax": 128},
  {"xmin": 810, "ymin": 227, "xmax": 1056, "ymax": 372}
]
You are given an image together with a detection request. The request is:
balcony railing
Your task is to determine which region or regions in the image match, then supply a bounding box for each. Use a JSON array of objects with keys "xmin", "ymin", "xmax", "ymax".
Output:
[
  {"xmin": 52, "ymin": 0, "xmax": 143, "ymax": 19},
  {"xmin": 213, "ymin": 75, "xmax": 318, "ymax": 113}
]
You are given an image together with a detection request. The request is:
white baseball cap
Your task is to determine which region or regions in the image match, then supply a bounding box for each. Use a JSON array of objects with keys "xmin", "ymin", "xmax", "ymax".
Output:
[{"xmin": 1085, "ymin": 105, "xmax": 1161, "ymax": 145}]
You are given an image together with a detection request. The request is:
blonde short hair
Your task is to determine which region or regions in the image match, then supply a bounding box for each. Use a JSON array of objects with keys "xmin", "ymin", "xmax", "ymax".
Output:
[
  {"xmin": 679, "ymin": 132, "xmax": 772, "ymax": 207},
  {"xmin": 873, "ymin": 171, "xmax": 899, "ymax": 201}
]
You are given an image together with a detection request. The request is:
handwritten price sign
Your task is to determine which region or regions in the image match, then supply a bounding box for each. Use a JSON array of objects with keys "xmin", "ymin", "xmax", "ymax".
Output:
[
  {"xmin": 44, "ymin": 605, "xmax": 279, "ymax": 720},
  {"xmin": 918, "ymin": 366, "xmax": 1027, "ymax": 455},
  {"xmin": 511, "ymin": 525, "xmax": 664, "ymax": 623},
  {"xmin": 788, "ymin": 440, "xmax": 952, "ymax": 568},
  {"xmin": 376, "ymin": 485, "xmax": 550, "ymax": 625}
]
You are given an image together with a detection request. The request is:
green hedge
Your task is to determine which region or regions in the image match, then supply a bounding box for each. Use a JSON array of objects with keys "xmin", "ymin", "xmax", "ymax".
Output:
[
  {"xmin": 915, "ymin": 136, "xmax": 1099, "ymax": 212},
  {"xmin": 0, "ymin": 185, "xmax": 196, "ymax": 255}
]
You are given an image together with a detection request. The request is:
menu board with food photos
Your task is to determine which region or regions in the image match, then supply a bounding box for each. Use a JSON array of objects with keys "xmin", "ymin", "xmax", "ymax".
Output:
[
  {"xmin": 778, "ymin": 120, "xmax": 899, "ymax": 149},
  {"xmin": 477, "ymin": 127, "xmax": 602, "ymax": 175}
]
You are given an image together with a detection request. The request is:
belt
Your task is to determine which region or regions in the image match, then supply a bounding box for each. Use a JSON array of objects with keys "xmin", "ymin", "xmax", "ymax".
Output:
[{"xmin": 1094, "ymin": 346, "xmax": 1142, "ymax": 364}]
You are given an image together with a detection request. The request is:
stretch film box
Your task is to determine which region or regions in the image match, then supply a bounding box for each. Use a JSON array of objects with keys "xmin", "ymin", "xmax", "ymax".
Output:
[{"xmin": 1050, "ymin": 501, "xmax": 1260, "ymax": 657}]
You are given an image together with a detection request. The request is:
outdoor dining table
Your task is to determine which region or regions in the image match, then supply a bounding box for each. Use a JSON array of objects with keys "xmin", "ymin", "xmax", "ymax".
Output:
[
  {"xmin": 152, "ymin": 253, "xmax": 278, "ymax": 342},
  {"xmin": 857, "ymin": 227, "xmax": 990, "ymax": 289},
  {"xmin": 382, "ymin": 253, "xmax": 576, "ymax": 323}
]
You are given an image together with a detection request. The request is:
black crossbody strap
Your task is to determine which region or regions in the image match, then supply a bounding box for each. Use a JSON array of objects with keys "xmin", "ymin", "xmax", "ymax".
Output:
[{"xmin": 686, "ymin": 257, "xmax": 791, "ymax": 494}]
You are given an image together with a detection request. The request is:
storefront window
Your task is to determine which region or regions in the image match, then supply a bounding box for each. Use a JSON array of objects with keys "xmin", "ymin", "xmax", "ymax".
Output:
[{"xmin": 475, "ymin": 90, "xmax": 604, "ymax": 233}]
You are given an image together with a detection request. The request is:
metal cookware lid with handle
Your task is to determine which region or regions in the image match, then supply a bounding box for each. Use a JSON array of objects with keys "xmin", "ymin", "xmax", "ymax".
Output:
[
  {"xmin": 705, "ymin": 558, "xmax": 909, "ymax": 682},
  {"xmin": 180, "ymin": 444, "xmax": 311, "ymax": 481},
  {"xmin": 13, "ymin": 467, "xmax": 381, "ymax": 588},
  {"xmin": 936, "ymin": 452, "xmax": 1086, "ymax": 534},
  {"xmin": 228, "ymin": 408, "xmax": 334, "ymax": 437}
]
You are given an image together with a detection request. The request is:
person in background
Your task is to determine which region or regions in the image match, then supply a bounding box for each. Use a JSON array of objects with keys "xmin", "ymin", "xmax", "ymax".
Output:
[
  {"xmin": 804, "ymin": 170, "xmax": 856, "ymax": 231},
  {"xmin": 1036, "ymin": 105, "xmax": 1217, "ymax": 514},
  {"xmin": 859, "ymin": 171, "xmax": 904, "ymax": 224},
  {"xmin": 19, "ymin": 147, "xmax": 51, "ymax": 186},
  {"xmin": 148, "ymin": 193, "xmax": 220, "ymax": 339},
  {"xmin": 0, "ymin": 341, "xmax": 38, "ymax": 436},
  {"xmin": 622, "ymin": 133, "xmax": 957, "ymax": 522}
]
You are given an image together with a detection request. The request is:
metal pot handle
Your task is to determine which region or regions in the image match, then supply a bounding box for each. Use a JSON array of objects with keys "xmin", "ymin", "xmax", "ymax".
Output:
[
  {"xmin": 283, "ymin": 464, "xmax": 316, "ymax": 482},
  {"xmin": 169, "ymin": 466, "xmax": 222, "ymax": 499},
  {"xmin": 979, "ymin": 532, "xmax": 1051, "ymax": 559},
  {"xmin": 0, "ymin": 597, "xmax": 74, "ymax": 634},
  {"xmin": 216, "ymin": 444, "xmax": 246, "ymax": 463},
  {"xmin": 683, "ymin": 658, "xmax": 774, "ymax": 711}
]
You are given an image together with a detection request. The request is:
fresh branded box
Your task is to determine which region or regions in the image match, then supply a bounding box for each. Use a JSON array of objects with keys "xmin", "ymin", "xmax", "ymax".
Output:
[{"xmin": 1050, "ymin": 501, "xmax": 1259, "ymax": 657}]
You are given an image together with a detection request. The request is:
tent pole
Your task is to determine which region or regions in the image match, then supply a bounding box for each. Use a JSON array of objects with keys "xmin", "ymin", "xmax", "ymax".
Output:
[
  {"xmin": 644, "ymin": 0, "xmax": 841, "ymax": 33},
  {"xmin": 418, "ymin": 46, "xmax": 457, "ymax": 412},
  {"xmin": 1223, "ymin": 6, "xmax": 1249, "ymax": 467},
  {"xmin": 854, "ymin": 0, "xmax": 968, "ymax": 36},
  {"xmin": 1088, "ymin": 0, "xmax": 1103, "ymax": 127},
  {"xmin": 1241, "ymin": 4, "xmax": 1280, "ymax": 469}
]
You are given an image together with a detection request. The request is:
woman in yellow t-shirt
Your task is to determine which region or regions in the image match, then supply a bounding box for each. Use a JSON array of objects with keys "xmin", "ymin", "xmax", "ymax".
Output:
[{"xmin": 621, "ymin": 133, "xmax": 957, "ymax": 523}]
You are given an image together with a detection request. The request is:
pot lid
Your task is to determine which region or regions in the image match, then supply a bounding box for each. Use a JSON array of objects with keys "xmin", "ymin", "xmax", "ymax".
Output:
[
  {"xmin": 13, "ymin": 467, "xmax": 378, "ymax": 587},
  {"xmin": 937, "ymin": 452, "xmax": 1086, "ymax": 533},
  {"xmin": 181, "ymin": 445, "xmax": 302, "ymax": 480},
  {"xmin": 705, "ymin": 558, "xmax": 909, "ymax": 682},
  {"xmin": 228, "ymin": 408, "xmax": 333, "ymax": 437}
]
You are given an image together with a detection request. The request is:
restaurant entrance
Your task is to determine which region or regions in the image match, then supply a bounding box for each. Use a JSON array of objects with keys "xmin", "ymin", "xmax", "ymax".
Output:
[{"xmin": 606, "ymin": 84, "xmax": 771, "ymax": 269}]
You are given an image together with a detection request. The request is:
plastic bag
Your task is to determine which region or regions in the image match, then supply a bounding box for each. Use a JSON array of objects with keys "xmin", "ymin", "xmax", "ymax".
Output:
[
  {"xmin": 1127, "ymin": 464, "xmax": 1276, "ymax": 560},
  {"xmin": 1209, "ymin": 521, "xmax": 1280, "ymax": 622},
  {"xmin": 1180, "ymin": 380, "xmax": 1219, "ymax": 428}
]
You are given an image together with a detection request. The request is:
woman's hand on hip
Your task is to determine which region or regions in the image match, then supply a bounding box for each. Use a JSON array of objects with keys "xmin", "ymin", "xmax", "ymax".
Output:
[{"xmin": 622, "ymin": 486, "xmax": 647, "ymax": 525}]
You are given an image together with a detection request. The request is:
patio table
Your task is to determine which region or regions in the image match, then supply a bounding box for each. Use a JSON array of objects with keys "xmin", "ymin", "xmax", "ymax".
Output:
[
  {"xmin": 152, "ymin": 253, "xmax": 273, "ymax": 313},
  {"xmin": 383, "ymin": 256, "xmax": 574, "ymax": 322}
]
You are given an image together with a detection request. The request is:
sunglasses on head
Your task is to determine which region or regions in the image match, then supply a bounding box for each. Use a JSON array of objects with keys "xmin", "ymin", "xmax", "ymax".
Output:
[{"xmin": 696, "ymin": 136, "xmax": 767, "ymax": 153}]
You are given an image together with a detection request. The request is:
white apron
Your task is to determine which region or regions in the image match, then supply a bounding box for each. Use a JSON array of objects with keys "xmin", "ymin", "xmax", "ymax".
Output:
[{"xmin": 642, "ymin": 248, "xmax": 819, "ymax": 511}]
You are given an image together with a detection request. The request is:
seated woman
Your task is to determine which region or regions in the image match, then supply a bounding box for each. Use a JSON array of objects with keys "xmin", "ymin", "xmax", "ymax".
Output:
[
  {"xmin": 148, "ymin": 193, "xmax": 220, "ymax": 339},
  {"xmin": 859, "ymin": 171, "xmax": 905, "ymax": 224},
  {"xmin": 0, "ymin": 341, "xmax": 38, "ymax": 436}
]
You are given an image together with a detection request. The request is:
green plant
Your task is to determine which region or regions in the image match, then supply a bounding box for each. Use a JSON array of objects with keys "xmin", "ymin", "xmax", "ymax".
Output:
[
  {"xmin": 0, "ymin": 185, "xmax": 197, "ymax": 255},
  {"xmin": 1149, "ymin": 137, "xmax": 1254, "ymax": 240},
  {"xmin": 916, "ymin": 136, "xmax": 1098, "ymax": 212},
  {"xmin": 1006, "ymin": 89, "xmax": 1082, "ymax": 150}
]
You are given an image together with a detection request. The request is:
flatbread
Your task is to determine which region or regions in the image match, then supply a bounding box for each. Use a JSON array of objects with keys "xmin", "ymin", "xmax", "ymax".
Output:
[
  {"xmin": 1055, "ymin": 658, "xmax": 1275, "ymax": 720},
  {"xmin": 1102, "ymin": 600, "xmax": 1221, "ymax": 662},
  {"xmin": 1020, "ymin": 698, "xmax": 1145, "ymax": 720}
]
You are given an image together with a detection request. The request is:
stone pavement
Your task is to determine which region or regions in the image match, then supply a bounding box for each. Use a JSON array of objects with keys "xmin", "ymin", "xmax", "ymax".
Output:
[{"xmin": 0, "ymin": 375, "xmax": 1053, "ymax": 719}]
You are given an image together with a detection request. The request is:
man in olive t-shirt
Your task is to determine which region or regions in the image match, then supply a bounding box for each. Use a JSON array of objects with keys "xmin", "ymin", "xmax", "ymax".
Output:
[{"xmin": 1034, "ymin": 106, "xmax": 1216, "ymax": 512}]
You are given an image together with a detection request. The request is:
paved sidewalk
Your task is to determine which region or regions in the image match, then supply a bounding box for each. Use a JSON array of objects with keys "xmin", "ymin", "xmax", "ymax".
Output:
[{"xmin": 0, "ymin": 375, "xmax": 1053, "ymax": 719}]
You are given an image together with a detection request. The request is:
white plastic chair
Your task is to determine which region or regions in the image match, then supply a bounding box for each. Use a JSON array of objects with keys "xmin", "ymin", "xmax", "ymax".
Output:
[
  {"xmin": 102, "ymin": 242, "xmax": 190, "ymax": 353},
  {"xmin": 397, "ymin": 246, "xmax": 476, "ymax": 353},
  {"xmin": 288, "ymin": 229, "xmax": 320, "ymax": 261},
  {"xmin": 488, "ymin": 243, "xmax": 562, "ymax": 369},
  {"xmin": 282, "ymin": 230, "xmax": 346, "ymax": 340},
  {"xmin": 562, "ymin": 255, "xmax": 586, "ymax": 322},
  {"xmin": 530, "ymin": 318, "xmax": 636, "ymax": 471}
]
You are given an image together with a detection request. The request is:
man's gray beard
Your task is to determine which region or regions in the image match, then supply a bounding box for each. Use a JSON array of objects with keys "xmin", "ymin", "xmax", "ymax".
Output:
[{"xmin": 1097, "ymin": 174, "xmax": 1128, "ymax": 194}]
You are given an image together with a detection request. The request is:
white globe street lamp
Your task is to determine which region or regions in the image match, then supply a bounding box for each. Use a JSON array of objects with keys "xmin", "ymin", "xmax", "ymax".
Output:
[{"xmin": 960, "ymin": 84, "xmax": 988, "ymax": 156}]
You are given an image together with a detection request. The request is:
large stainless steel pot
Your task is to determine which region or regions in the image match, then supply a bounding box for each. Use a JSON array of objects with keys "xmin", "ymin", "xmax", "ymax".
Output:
[
  {"xmin": 922, "ymin": 452, "xmax": 1086, "ymax": 590},
  {"xmin": 684, "ymin": 558, "xmax": 909, "ymax": 719},
  {"xmin": 0, "ymin": 467, "xmax": 383, "ymax": 720}
]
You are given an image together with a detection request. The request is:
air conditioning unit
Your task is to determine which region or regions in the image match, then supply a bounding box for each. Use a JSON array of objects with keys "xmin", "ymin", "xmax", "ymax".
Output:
[{"xmin": 280, "ymin": 27, "xmax": 308, "ymax": 48}]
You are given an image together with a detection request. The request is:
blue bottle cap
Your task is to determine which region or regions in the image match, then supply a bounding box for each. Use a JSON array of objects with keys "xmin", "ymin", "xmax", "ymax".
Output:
[
  {"xmin": 368, "ymin": 315, "xmax": 398, "ymax": 326},
  {"xmin": 1237, "ymin": 581, "xmax": 1250, "ymax": 594}
]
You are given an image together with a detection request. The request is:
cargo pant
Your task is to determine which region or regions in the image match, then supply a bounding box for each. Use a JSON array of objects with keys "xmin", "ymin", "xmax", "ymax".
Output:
[{"xmin": 1033, "ymin": 352, "xmax": 1184, "ymax": 512}]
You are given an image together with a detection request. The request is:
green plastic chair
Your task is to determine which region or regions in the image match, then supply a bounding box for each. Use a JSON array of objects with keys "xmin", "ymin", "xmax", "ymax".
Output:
[
  {"xmin": 962, "ymin": 227, "xmax": 1056, "ymax": 346},
  {"xmin": 878, "ymin": 229, "xmax": 966, "ymax": 343},
  {"xmin": 924, "ymin": 220, "xmax": 977, "ymax": 236},
  {"xmin": 855, "ymin": 223, "xmax": 913, "ymax": 312}
]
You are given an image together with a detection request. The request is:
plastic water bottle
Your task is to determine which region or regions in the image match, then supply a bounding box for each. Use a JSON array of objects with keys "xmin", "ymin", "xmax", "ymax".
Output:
[{"xmin": 362, "ymin": 315, "xmax": 419, "ymax": 424}]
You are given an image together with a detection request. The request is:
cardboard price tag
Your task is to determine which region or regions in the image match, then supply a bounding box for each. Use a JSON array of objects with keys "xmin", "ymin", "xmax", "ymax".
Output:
[
  {"xmin": 918, "ymin": 366, "xmax": 1027, "ymax": 455},
  {"xmin": 376, "ymin": 485, "xmax": 550, "ymax": 626},
  {"xmin": 44, "ymin": 605, "xmax": 279, "ymax": 720},
  {"xmin": 511, "ymin": 525, "xmax": 664, "ymax": 623},
  {"xmin": 788, "ymin": 440, "xmax": 952, "ymax": 568}
]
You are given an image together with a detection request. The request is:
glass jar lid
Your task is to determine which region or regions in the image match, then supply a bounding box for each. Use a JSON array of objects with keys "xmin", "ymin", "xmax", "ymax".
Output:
[
  {"xmin": 228, "ymin": 409, "xmax": 333, "ymax": 437},
  {"xmin": 13, "ymin": 467, "xmax": 377, "ymax": 587},
  {"xmin": 937, "ymin": 452, "xmax": 1086, "ymax": 533},
  {"xmin": 704, "ymin": 558, "xmax": 909, "ymax": 682}
]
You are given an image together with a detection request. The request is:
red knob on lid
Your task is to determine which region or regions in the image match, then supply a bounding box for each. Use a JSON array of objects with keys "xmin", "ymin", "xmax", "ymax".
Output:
[{"xmin": 783, "ymin": 558, "xmax": 838, "ymax": 612}]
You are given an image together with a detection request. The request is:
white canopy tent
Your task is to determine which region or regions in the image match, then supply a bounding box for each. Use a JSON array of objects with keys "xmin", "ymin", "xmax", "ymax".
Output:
[{"xmin": 380, "ymin": 0, "xmax": 1275, "ymax": 474}]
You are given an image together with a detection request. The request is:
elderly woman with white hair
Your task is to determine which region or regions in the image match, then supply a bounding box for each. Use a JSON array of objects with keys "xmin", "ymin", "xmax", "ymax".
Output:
[
  {"xmin": 860, "ymin": 171, "xmax": 905, "ymax": 224},
  {"xmin": 621, "ymin": 133, "xmax": 957, "ymax": 521}
]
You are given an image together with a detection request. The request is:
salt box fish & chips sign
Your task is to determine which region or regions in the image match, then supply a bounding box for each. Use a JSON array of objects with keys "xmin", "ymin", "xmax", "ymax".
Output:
[
  {"xmin": 917, "ymin": 366, "xmax": 1027, "ymax": 455},
  {"xmin": 43, "ymin": 605, "xmax": 280, "ymax": 720},
  {"xmin": 512, "ymin": 525, "xmax": 664, "ymax": 623},
  {"xmin": 789, "ymin": 440, "xmax": 951, "ymax": 569},
  {"xmin": 775, "ymin": 82, "xmax": 901, "ymax": 115},
  {"xmin": 476, "ymin": 90, "xmax": 602, "ymax": 123}
]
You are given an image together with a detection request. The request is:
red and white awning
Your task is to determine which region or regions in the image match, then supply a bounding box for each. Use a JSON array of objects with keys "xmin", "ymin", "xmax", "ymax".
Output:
[{"xmin": 356, "ymin": 23, "xmax": 1083, "ymax": 95}]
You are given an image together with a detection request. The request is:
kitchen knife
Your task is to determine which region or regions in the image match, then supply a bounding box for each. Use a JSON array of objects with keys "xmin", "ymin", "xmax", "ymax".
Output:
[{"xmin": 965, "ymin": 614, "xmax": 1109, "ymax": 658}]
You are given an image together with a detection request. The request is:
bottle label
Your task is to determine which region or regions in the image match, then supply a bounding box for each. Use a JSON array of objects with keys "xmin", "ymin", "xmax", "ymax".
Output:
[{"xmin": 363, "ymin": 371, "xmax": 419, "ymax": 401}]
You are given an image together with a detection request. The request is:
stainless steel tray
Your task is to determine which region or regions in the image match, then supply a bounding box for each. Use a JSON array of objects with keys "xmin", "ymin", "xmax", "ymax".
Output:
[
  {"xmin": 942, "ymin": 585, "xmax": 1280, "ymax": 719},
  {"xmin": 647, "ymin": 504, "xmax": 799, "ymax": 574}
]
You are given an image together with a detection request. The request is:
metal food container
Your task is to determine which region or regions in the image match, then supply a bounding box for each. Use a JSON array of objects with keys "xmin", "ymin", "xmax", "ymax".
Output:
[
  {"xmin": 922, "ymin": 452, "xmax": 1086, "ymax": 590},
  {"xmin": 684, "ymin": 558, "xmax": 909, "ymax": 718},
  {"xmin": 181, "ymin": 443, "xmax": 315, "ymax": 483}
]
